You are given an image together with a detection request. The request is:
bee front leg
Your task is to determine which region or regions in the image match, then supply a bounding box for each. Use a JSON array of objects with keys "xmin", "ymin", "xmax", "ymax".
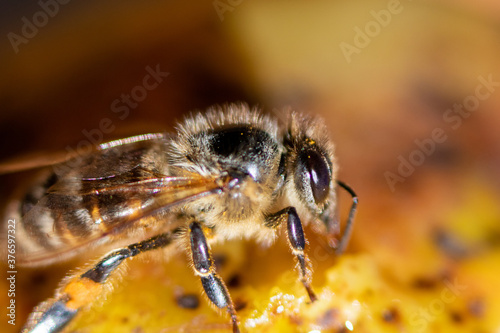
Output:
[
  {"xmin": 22, "ymin": 232, "xmax": 177, "ymax": 333},
  {"xmin": 188, "ymin": 222, "xmax": 240, "ymax": 333},
  {"xmin": 331, "ymin": 180, "xmax": 358, "ymax": 255},
  {"xmin": 266, "ymin": 207, "xmax": 317, "ymax": 302}
]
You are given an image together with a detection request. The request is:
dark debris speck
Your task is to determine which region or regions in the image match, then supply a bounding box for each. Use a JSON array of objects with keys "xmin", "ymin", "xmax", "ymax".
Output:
[
  {"xmin": 213, "ymin": 254, "xmax": 227, "ymax": 270},
  {"xmin": 234, "ymin": 298, "xmax": 247, "ymax": 311},
  {"xmin": 227, "ymin": 274, "xmax": 241, "ymax": 288},
  {"xmin": 30, "ymin": 272, "xmax": 48, "ymax": 285},
  {"xmin": 176, "ymin": 294, "xmax": 200, "ymax": 309},
  {"xmin": 450, "ymin": 311, "xmax": 464, "ymax": 324},
  {"xmin": 412, "ymin": 277, "xmax": 438, "ymax": 290},
  {"xmin": 382, "ymin": 307, "xmax": 400, "ymax": 323},
  {"xmin": 317, "ymin": 308, "xmax": 339, "ymax": 327},
  {"xmin": 468, "ymin": 298, "xmax": 485, "ymax": 318}
]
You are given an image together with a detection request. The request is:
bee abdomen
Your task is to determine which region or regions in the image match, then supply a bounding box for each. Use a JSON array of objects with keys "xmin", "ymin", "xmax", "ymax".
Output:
[{"xmin": 12, "ymin": 170, "xmax": 97, "ymax": 262}]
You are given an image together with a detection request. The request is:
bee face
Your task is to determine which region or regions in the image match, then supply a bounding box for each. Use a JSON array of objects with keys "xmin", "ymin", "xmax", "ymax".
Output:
[
  {"xmin": 282, "ymin": 112, "xmax": 337, "ymax": 217},
  {"xmin": 8, "ymin": 104, "xmax": 355, "ymax": 333}
]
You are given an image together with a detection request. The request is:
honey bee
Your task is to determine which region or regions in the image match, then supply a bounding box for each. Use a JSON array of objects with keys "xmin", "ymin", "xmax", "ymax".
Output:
[{"xmin": 2, "ymin": 104, "xmax": 357, "ymax": 333}]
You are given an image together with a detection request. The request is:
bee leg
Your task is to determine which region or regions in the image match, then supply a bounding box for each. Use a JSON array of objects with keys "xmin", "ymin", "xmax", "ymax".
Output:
[
  {"xmin": 189, "ymin": 222, "xmax": 240, "ymax": 333},
  {"xmin": 333, "ymin": 180, "xmax": 358, "ymax": 255},
  {"xmin": 266, "ymin": 207, "xmax": 317, "ymax": 302},
  {"xmin": 22, "ymin": 232, "xmax": 177, "ymax": 333}
]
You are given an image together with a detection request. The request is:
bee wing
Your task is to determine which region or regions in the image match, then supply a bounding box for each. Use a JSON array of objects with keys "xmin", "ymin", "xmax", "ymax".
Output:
[
  {"xmin": 0, "ymin": 133, "xmax": 166, "ymax": 175},
  {"xmin": 15, "ymin": 174, "xmax": 222, "ymax": 266},
  {"xmin": 0, "ymin": 150, "xmax": 84, "ymax": 175}
]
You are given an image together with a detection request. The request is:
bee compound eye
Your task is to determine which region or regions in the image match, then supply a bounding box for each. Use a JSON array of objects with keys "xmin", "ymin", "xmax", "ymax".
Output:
[{"xmin": 298, "ymin": 149, "xmax": 331, "ymax": 205}]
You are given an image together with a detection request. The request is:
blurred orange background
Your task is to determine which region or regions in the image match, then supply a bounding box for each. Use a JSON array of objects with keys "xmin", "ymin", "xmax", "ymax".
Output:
[{"xmin": 1, "ymin": 1, "xmax": 500, "ymax": 332}]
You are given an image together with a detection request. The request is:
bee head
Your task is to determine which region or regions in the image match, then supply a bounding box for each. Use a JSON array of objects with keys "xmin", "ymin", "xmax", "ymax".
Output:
[{"xmin": 282, "ymin": 112, "xmax": 337, "ymax": 217}]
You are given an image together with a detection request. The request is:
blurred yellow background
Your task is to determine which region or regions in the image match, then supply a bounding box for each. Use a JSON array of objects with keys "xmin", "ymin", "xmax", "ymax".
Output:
[{"xmin": 1, "ymin": 1, "xmax": 500, "ymax": 332}]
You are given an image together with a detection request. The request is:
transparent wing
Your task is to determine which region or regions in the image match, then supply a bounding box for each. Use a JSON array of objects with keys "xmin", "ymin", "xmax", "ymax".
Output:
[
  {"xmin": 6, "ymin": 132, "xmax": 219, "ymax": 266},
  {"xmin": 16, "ymin": 173, "xmax": 223, "ymax": 266},
  {"xmin": 0, "ymin": 133, "xmax": 166, "ymax": 175}
]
